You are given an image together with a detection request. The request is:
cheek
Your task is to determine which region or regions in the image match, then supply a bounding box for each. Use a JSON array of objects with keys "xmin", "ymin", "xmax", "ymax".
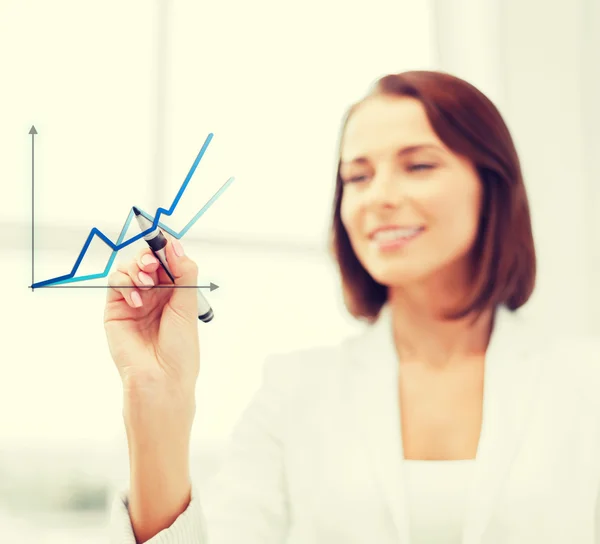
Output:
[
  {"xmin": 340, "ymin": 195, "xmax": 362, "ymax": 235},
  {"xmin": 428, "ymin": 190, "xmax": 481, "ymax": 248}
]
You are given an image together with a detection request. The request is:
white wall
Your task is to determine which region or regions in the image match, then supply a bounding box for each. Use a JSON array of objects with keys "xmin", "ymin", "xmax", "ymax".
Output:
[
  {"xmin": 432, "ymin": 0, "xmax": 600, "ymax": 337},
  {"xmin": 581, "ymin": 0, "xmax": 600, "ymax": 333}
]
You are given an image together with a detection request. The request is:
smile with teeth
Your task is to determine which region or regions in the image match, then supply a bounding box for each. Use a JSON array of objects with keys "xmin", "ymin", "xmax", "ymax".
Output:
[
  {"xmin": 370, "ymin": 227, "xmax": 424, "ymax": 250},
  {"xmin": 373, "ymin": 227, "xmax": 422, "ymax": 241}
]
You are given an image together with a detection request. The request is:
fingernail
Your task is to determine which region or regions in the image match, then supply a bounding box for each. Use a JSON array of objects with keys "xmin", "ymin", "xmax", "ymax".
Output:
[
  {"xmin": 138, "ymin": 271, "xmax": 154, "ymax": 286},
  {"xmin": 142, "ymin": 254, "xmax": 158, "ymax": 266},
  {"xmin": 173, "ymin": 239, "xmax": 185, "ymax": 257},
  {"xmin": 131, "ymin": 291, "xmax": 143, "ymax": 307}
]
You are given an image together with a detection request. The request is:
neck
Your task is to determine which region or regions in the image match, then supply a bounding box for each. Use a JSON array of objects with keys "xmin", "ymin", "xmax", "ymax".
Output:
[{"xmin": 387, "ymin": 277, "xmax": 495, "ymax": 370}]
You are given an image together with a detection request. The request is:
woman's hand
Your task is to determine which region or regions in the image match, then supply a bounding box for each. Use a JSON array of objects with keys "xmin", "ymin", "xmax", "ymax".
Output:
[
  {"xmin": 103, "ymin": 236, "xmax": 200, "ymax": 399},
  {"xmin": 104, "ymin": 236, "xmax": 200, "ymax": 542}
]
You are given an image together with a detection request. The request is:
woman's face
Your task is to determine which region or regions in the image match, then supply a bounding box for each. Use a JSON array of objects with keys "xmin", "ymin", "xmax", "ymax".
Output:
[{"xmin": 339, "ymin": 95, "xmax": 483, "ymax": 290}]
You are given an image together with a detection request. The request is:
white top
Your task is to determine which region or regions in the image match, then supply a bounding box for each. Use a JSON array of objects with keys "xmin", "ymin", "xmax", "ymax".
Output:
[
  {"xmin": 108, "ymin": 304, "xmax": 600, "ymax": 544},
  {"xmin": 404, "ymin": 459, "xmax": 475, "ymax": 544}
]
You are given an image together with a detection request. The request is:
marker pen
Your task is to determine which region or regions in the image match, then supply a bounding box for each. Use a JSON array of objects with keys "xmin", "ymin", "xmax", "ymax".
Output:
[{"xmin": 132, "ymin": 206, "xmax": 214, "ymax": 323}]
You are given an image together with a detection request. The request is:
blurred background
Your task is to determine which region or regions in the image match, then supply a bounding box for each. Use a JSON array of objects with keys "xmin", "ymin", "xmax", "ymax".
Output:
[{"xmin": 0, "ymin": 0, "xmax": 599, "ymax": 541}]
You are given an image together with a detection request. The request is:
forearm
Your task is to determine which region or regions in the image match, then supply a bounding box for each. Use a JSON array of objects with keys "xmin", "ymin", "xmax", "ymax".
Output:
[{"xmin": 123, "ymin": 382, "xmax": 196, "ymax": 543}]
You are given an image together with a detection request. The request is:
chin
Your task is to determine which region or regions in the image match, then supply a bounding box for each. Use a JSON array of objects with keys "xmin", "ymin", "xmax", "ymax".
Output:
[{"xmin": 367, "ymin": 263, "xmax": 433, "ymax": 288}]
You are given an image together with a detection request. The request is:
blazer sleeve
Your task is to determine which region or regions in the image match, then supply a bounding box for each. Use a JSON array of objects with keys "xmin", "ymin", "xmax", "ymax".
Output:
[{"xmin": 109, "ymin": 353, "xmax": 294, "ymax": 544}]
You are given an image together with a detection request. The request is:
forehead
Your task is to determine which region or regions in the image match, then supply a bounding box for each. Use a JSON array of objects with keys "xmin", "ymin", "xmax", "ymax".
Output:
[{"xmin": 341, "ymin": 95, "xmax": 444, "ymax": 162}]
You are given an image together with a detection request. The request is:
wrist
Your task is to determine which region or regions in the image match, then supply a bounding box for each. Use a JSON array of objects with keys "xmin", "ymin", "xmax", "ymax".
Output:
[
  {"xmin": 122, "ymin": 378, "xmax": 196, "ymax": 438},
  {"xmin": 122, "ymin": 369, "xmax": 197, "ymax": 403}
]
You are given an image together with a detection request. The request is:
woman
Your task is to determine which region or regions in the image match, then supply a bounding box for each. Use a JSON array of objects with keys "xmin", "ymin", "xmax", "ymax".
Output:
[{"xmin": 104, "ymin": 71, "xmax": 600, "ymax": 544}]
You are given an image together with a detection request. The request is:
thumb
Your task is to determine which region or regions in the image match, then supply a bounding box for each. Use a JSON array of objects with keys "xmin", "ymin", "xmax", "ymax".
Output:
[{"xmin": 164, "ymin": 236, "xmax": 199, "ymax": 321}]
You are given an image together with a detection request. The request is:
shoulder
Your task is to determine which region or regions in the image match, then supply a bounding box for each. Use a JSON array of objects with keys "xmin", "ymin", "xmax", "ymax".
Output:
[
  {"xmin": 536, "ymin": 331, "xmax": 600, "ymax": 408},
  {"xmin": 499, "ymin": 305, "xmax": 599, "ymax": 376}
]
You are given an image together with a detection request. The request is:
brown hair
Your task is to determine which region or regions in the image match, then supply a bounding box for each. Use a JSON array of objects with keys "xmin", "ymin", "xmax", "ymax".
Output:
[{"xmin": 328, "ymin": 70, "xmax": 536, "ymax": 323}]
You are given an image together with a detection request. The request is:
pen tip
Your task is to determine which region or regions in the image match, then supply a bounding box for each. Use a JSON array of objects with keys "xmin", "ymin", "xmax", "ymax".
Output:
[{"xmin": 132, "ymin": 206, "xmax": 141, "ymax": 216}]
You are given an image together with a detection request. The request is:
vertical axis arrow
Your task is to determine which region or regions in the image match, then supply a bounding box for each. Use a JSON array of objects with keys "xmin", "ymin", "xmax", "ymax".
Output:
[{"xmin": 30, "ymin": 125, "xmax": 37, "ymax": 292}]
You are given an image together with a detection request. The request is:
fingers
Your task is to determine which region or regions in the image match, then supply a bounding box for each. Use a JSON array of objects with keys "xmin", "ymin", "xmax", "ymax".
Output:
[
  {"xmin": 135, "ymin": 249, "xmax": 161, "ymax": 277},
  {"xmin": 106, "ymin": 248, "xmax": 161, "ymax": 307},
  {"xmin": 105, "ymin": 238, "xmax": 198, "ymax": 315},
  {"xmin": 160, "ymin": 233, "xmax": 200, "ymax": 321},
  {"xmin": 107, "ymin": 268, "xmax": 144, "ymax": 308},
  {"xmin": 162, "ymin": 232, "xmax": 198, "ymax": 283},
  {"xmin": 128, "ymin": 252, "xmax": 158, "ymax": 291},
  {"xmin": 135, "ymin": 247, "xmax": 175, "ymax": 286}
]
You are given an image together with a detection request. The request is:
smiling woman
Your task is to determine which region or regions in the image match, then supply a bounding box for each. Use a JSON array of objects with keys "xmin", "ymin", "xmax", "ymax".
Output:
[
  {"xmin": 331, "ymin": 71, "xmax": 536, "ymax": 322},
  {"xmin": 107, "ymin": 67, "xmax": 600, "ymax": 544}
]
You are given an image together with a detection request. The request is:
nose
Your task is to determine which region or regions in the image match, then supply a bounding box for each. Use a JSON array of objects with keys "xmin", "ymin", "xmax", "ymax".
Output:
[{"xmin": 365, "ymin": 167, "xmax": 405, "ymax": 209}]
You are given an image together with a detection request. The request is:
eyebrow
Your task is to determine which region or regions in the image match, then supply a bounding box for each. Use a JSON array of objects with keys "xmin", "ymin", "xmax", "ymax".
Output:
[{"xmin": 340, "ymin": 144, "xmax": 443, "ymax": 166}]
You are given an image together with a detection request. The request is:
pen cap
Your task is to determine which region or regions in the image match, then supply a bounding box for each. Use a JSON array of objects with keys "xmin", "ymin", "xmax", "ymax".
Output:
[{"xmin": 196, "ymin": 288, "xmax": 213, "ymax": 318}]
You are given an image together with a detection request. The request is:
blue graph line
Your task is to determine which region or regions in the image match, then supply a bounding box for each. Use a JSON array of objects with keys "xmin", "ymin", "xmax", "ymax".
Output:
[{"xmin": 31, "ymin": 132, "xmax": 235, "ymax": 288}]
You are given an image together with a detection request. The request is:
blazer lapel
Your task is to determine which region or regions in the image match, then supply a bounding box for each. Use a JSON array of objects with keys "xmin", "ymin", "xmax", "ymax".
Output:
[
  {"xmin": 461, "ymin": 305, "xmax": 545, "ymax": 544},
  {"xmin": 345, "ymin": 304, "xmax": 411, "ymax": 542},
  {"xmin": 345, "ymin": 303, "xmax": 545, "ymax": 544}
]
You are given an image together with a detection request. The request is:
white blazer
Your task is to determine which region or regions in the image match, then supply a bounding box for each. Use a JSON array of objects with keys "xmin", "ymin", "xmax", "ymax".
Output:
[{"xmin": 111, "ymin": 303, "xmax": 600, "ymax": 544}]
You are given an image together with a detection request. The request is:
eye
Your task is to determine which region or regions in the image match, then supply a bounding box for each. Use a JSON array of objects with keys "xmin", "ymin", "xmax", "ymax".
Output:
[
  {"xmin": 343, "ymin": 175, "xmax": 369, "ymax": 184},
  {"xmin": 408, "ymin": 163, "xmax": 435, "ymax": 172}
]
